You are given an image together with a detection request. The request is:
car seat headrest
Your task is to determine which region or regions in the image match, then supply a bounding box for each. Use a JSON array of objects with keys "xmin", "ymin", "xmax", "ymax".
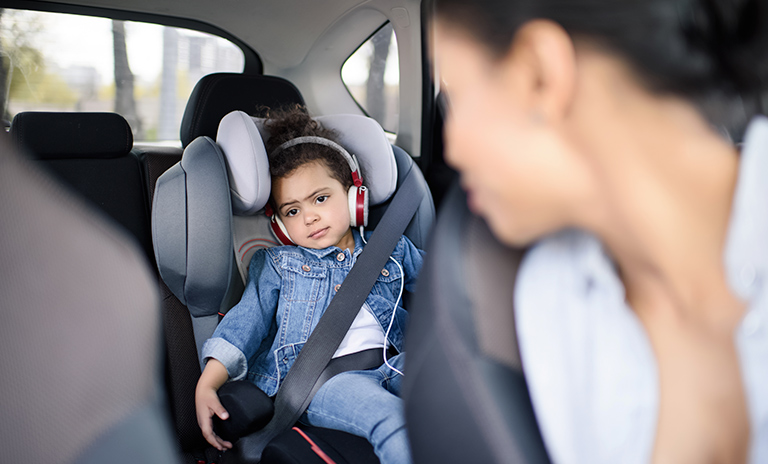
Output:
[
  {"xmin": 216, "ymin": 110, "xmax": 397, "ymax": 215},
  {"xmin": 180, "ymin": 73, "xmax": 304, "ymax": 148},
  {"xmin": 10, "ymin": 112, "xmax": 133, "ymax": 159}
]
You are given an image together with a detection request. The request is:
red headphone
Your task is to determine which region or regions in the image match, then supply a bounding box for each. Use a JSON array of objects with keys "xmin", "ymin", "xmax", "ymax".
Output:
[{"xmin": 265, "ymin": 136, "xmax": 369, "ymax": 246}]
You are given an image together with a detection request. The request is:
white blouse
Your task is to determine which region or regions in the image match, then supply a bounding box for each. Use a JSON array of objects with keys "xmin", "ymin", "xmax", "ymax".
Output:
[{"xmin": 515, "ymin": 116, "xmax": 768, "ymax": 464}]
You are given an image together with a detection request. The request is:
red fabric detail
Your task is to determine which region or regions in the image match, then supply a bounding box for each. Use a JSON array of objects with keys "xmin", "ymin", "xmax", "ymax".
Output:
[
  {"xmin": 241, "ymin": 244, "xmax": 270, "ymax": 261},
  {"xmin": 238, "ymin": 238, "xmax": 279, "ymax": 253},
  {"xmin": 291, "ymin": 427, "xmax": 337, "ymax": 464}
]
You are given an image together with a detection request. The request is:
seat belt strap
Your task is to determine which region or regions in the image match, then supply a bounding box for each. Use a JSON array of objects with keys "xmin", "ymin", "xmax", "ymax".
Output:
[{"xmin": 236, "ymin": 165, "xmax": 424, "ymax": 463}]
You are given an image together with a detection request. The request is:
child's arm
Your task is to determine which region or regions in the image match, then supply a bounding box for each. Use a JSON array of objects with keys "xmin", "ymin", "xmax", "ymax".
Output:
[{"xmin": 195, "ymin": 358, "xmax": 232, "ymax": 451}]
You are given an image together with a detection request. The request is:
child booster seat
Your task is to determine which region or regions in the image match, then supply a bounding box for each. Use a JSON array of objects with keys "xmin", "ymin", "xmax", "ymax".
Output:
[
  {"xmin": 145, "ymin": 74, "xmax": 307, "ymax": 460},
  {"xmin": 152, "ymin": 109, "xmax": 434, "ymax": 463}
]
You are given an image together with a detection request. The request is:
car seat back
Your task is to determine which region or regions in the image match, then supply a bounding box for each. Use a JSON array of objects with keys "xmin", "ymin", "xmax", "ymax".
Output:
[
  {"xmin": 403, "ymin": 183, "xmax": 551, "ymax": 464},
  {"xmin": 0, "ymin": 133, "xmax": 180, "ymax": 463},
  {"xmin": 9, "ymin": 111, "xmax": 154, "ymax": 266},
  {"xmin": 180, "ymin": 73, "xmax": 305, "ymax": 148}
]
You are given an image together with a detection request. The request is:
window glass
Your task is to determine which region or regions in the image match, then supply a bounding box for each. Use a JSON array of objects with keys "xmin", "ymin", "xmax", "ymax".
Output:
[
  {"xmin": 0, "ymin": 8, "xmax": 244, "ymax": 143},
  {"xmin": 341, "ymin": 22, "xmax": 399, "ymax": 134}
]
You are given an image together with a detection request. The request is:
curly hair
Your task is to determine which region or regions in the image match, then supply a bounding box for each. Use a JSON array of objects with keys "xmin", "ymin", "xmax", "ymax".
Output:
[{"xmin": 264, "ymin": 104, "xmax": 357, "ymax": 194}]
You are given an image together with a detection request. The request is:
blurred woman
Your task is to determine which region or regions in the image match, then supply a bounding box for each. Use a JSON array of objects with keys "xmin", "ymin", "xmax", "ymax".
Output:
[{"xmin": 430, "ymin": 0, "xmax": 768, "ymax": 462}]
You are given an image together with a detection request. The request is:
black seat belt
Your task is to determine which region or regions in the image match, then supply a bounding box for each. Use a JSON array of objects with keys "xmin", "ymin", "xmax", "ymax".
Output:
[{"xmin": 235, "ymin": 165, "xmax": 425, "ymax": 463}]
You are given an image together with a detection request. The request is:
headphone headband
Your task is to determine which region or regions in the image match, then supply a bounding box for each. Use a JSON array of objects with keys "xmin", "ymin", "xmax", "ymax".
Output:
[{"xmin": 271, "ymin": 136, "xmax": 363, "ymax": 187}]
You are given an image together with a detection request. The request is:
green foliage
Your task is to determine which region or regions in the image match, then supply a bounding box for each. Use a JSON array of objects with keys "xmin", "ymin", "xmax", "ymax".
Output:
[
  {"xmin": 12, "ymin": 66, "xmax": 78, "ymax": 105},
  {"xmin": 0, "ymin": 10, "xmax": 77, "ymax": 106}
]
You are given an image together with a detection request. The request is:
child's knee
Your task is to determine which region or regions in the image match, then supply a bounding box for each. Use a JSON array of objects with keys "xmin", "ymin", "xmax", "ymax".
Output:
[{"xmin": 370, "ymin": 409, "xmax": 406, "ymax": 441}]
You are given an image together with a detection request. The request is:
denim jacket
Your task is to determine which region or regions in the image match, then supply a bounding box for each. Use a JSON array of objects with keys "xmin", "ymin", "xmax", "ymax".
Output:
[{"xmin": 202, "ymin": 229, "xmax": 425, "ymax": 396}]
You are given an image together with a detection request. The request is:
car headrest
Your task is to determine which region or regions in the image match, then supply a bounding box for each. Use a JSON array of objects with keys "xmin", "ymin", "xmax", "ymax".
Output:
[
  {"xmin": 180, "ymin": 73, "xmax": 305, "ymax": 148},
  {"xmin": 216, "ymin": 110, "xmax": 398, "ymax": 215},
  {"xmin": 10, "ymin": 112, "xmax": 133, "ymax": 159}
]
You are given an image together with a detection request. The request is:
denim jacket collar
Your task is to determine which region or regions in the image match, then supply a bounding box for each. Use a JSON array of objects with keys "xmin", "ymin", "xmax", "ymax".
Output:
[{"xmin": 298, "ymin": 228, "xmax": 366, "ymax": 260}]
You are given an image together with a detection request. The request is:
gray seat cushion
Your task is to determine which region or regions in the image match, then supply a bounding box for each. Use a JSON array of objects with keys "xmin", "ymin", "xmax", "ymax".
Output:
[{"xmin": 0, "ymin": 133, "xmax": 180, "ymax": 464}]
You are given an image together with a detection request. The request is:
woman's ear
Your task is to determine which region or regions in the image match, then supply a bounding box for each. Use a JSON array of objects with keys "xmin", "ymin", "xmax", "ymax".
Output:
[{"xmin": 500, "ymin": 19, "xmax": 577, "ymax": 124}]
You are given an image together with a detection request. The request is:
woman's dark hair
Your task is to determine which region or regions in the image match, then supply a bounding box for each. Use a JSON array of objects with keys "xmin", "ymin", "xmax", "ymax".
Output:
[
  {"xmin": 432, "ymin": 0, "xmax": 768, "ymax": 135},
  {"xmin": 264, "ymin": 104, "xmax": 356, "ymax": 195}
]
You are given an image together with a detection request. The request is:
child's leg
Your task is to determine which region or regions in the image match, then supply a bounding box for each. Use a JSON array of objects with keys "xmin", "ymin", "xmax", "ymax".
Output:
[
  {"xmin": 381, "ymin": 352, "xmax": 405, "ymax": 395},
  {"xmin": 301, "ymin": 355, "xmax": 411, "ymax": 464}
]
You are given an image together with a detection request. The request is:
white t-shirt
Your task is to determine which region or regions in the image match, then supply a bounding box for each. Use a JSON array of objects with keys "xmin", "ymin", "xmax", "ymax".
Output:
[{"xmin": 333, "ymin": 302, "xmax": 387, "ymax": 358}]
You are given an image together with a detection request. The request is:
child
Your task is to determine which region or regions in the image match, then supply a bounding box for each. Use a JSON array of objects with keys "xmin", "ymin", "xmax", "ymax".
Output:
[{"xmin": 195, "ymin": 105, "xmax": 424, "ymax": 464}]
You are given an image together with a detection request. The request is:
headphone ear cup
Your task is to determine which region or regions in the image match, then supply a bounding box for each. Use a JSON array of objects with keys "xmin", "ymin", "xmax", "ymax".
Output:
[
  {"xmin": 270, "ymin": 214, "xmax": 295, "ymax": 246},
  {"xmin": 348, "ymin": 185, "xmax": 369, "ymax": 227}
]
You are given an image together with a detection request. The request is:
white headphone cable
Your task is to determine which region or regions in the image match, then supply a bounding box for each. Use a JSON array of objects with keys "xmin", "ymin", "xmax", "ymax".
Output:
[
  {"xmin": 383, "ymin": 256, "xmax": 405, "ymax": 376},
  {"xmin": 359, "ymin": 227, "xmax": 405, "ymax": 376}
]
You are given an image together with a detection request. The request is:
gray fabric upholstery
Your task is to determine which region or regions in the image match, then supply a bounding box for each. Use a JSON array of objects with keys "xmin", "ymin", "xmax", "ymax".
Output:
[
  {"xmin": 233, "ymin": 213, "xmax": 279, "ymax": 284},
  {"xmin": 0, "ymin": 134, "xmax": 180, "ymax": 463},
  {"xmin": 403, "ymin": 184, "xmax": 549, "ymax": 464},
  {"xmin": 465, "ymin": 213, "xmax": 524, "ymax": 370},
  {"xmin": 372, "ymin": 146, "xmax": 435, "ymax": 250},
  {"xmin": 152, "ymin": 136, "xmax": 236, "ymax": 318},
  {"xmin": 11, "ymin": 111, "xmax": 155, "ymax": 266},
  {"xmin": 152, "ymin": 136, "xmax": 244, "ymax": 366},
  {"xmin": 77, "ymin": 402, "xmax": 180, "ymax": 464},
  {"xmin": 192, "ymin": 314, "xmax": 222, "ymax": 367}
]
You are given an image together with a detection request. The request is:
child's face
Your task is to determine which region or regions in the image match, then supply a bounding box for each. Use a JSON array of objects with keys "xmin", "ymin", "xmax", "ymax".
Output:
[{"xmin": 272, "ymin": 160, "xmax": 354, "ymax": 250}]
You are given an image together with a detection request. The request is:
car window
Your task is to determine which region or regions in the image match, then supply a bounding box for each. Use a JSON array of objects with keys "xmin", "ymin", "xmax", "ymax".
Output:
[
  {"xmin": 341, "ymin": 22, "xmax": 399, "ymax": 134},
  {"xmin": 0, "ymin": 8, "xmax": 244, "ymax": 144}
]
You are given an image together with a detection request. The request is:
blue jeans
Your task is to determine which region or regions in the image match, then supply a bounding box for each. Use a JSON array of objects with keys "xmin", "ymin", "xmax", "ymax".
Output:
[{"xmin": 300, "ymin": 353, "xmax": 412, "ymax": 464}]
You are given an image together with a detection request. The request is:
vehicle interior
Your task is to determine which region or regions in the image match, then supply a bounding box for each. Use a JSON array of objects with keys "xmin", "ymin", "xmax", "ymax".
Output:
[{"xmin": 0, "ymin": 0, "xmax": 544, "ymax": 463}]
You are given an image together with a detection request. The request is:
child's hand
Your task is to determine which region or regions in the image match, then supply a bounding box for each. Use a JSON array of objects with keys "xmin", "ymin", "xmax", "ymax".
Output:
[
  {"xmin": 195, "ymin": 385, "xmax": 233, "ymax": 450},
  {"xmin": 195, "ymin": 358, "xmax": 232, "ymax": 450}
]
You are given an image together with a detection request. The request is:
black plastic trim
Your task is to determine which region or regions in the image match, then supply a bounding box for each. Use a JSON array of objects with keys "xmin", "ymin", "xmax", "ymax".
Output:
[{"xmin": 418, "ymin": 0, "xmax": 435, "ymax": 170}]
